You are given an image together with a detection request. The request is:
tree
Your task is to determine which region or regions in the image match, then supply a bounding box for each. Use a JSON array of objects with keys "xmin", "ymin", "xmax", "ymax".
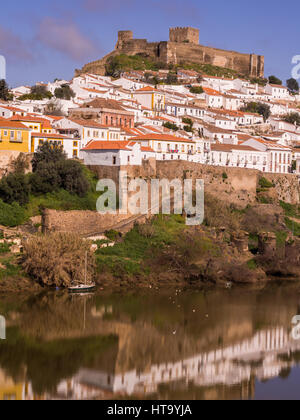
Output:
[
  {"xmin": 44, "ymin": 100, "xmax": 64, "ymax": 116},
  {"xmin": 19, "ymin": 84, "xmax": 53, "ymax": 101},
  {"xmin": 30, "ymin": 161, "xmax": 62, "ymax": 195},
  {"xmin": 0, "ymin": 79, "xmax": 10, "ymax": 101},
  {"xmin": 268, "ymin": 75, "xmax": 282, "ymax": 85},
  {"xmin": 166, "ymin": 72, "xmax": 178, "ymax": 85},
  {"xmin": 9, "ymin": 153, "xmax": 30, "ymax": 174},
  {"xmin": 57, "ymin": 159, "xmax": 90, "ymax": 197},
  {"xmin": 163, "ymin": 122, "xmax": 179, "ymax": 131},
  {"xmin": 241, "ymin": 102, "xmax": 271, "ymax": 122},
  {"xmin": 257, "ymin": 103, "xmax": 271, "ymax": 122},
  {"xmin": 287, "ymin": 78, "xmax": 299, "ymax": 94},
  {"xmin": 30, "ymin": 143, "xmax": 90, "ymax": 197},
  {"xmin": 190, "ymin": 86, "xmax": 204, "ymax": 94},
  {"xmin": 32, "ymin": 143, "xmax": 66, "ymax": 172},
  {"xmin": 0, "ymin": 173, "xmax": 30, "ymax": 206},
  {"xmin": 54, "ymin": 84, "xmax": 75, "ymax": 100},
  {"xmin": 283, "ymin": 112, "xmax": 300, "ymax": 126}
]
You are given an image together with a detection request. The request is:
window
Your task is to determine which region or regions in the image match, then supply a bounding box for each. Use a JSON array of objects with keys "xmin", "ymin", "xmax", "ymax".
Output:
[
  {"xmin": 10, "ymin": 131, "xmax": 15, "ymax": 140},
  {"xmin": 73, "ymin": 141, "xmax": 78, "ymax": 147},
  {"xmin": 73, "ymin": 150, "xmax": 78, "ymax": 157},
  {"xmin": 17, "ymin": 131, "xmax": 22, "ymax": 141},
  {"xmin": 3, "ymin": 130, "xmax": 8, "ymax": 137},
  {"xmin": 113, "ymin": 156, "xmax": 117, "ymax": 165}
]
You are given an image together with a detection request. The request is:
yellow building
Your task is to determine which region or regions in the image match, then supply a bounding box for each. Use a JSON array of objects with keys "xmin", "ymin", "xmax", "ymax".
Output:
[
  {"xmin": 0, "ymin": 369, "xmax": 25, "ymax": 400},
  {"xmin": 0, "ymin": 120, "xmax": 31, "ymax": 153},
  {"xmin": 11, "ymin": 115, "xmax": 55, "ymax": 134},
  {"xmin": 31, "ymin": 132, "xmax": 80, "ymax": 158}
]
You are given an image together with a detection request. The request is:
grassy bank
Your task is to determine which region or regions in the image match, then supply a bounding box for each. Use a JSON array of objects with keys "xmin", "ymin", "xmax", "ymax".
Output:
[
  {"xmin": 95, "ymin": 215, "xmax": 188, "ymax": 277},
  {"xmin": 105, "ymin": 54, "xmax": 263, "ymax": 81}
]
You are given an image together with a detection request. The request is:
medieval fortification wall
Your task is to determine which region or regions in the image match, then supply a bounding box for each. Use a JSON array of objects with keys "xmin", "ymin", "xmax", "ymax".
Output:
[{"xmin": 76, "ymin": 27, "xmax": 264, "ymax": 78}]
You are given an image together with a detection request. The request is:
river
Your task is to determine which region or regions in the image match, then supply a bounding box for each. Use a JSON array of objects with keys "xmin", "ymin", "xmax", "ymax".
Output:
[{"xmin": 0, "ymin": 284, "xmax": 300, "ymax": 400}]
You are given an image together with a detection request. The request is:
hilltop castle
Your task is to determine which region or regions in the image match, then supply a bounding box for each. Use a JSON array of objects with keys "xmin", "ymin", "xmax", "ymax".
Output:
[{"xmin": 76, "ymin": 27, "xmax": 264, "ymax": 78}]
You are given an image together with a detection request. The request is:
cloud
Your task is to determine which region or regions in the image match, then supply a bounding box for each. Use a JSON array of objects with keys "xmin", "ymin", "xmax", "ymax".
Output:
[
  {"xmin": 37, "ymin": 18, "xmax": 100, "ymax": 61},
  {"xmin": 0, "ymin": 25, "xmax": 33, "ymax": 62},
  {"xmin": 82, "ymin": 0, "xmax": 201, "ymax": 19}
]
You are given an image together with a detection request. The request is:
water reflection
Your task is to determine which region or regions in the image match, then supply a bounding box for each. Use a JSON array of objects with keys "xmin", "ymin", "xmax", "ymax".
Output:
[{"xmin": 0, "ymin": 286, "xmax": 300, "ymax": 400}]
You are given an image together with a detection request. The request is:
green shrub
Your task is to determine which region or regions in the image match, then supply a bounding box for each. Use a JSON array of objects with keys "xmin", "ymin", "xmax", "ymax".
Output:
[
  {"xmin": 0, "ymin": 243, "xmax": 10, "ymax": 254},
  {"xmin": 276, "ymin": 231, "xmax": 288, "ymax": 246},
  {"xmin": 0, "ymin": 200, "xmax": 28, "ymax": 227},
  {"xmin": 190, "ymin": 86, "xmax": 204, "ymax": 94},
  {"xmin": 163, "ymin": 122, "xmax": 179, "ymax": 131},
  {"xmin": 280, "ymin": 201, "xmax": 300, "ymax": 219},
  {"xmin": 259, "ymin": 177, "xmax": 274, "ymax": 189},
  {"xmin": 285, "ymin": 217, "xmax": 300, "ymax": 237},
  {"xmin": 0, "ymin": 173, "xmax": 30, "ymax": 206},
  {"xmin": 105, "ymin": 230, "xmax": 120, "ymax": 242},
  {"xmin": 222, "ymin": 172, "xmax": 228, "ymax": 180},
  {"xmin": 247, "ymin": 259, "xmax": 257, "ymax": 270},
  {"xmin": 30, "ymin": 143, "xmax": 90, "ymax": 197}
]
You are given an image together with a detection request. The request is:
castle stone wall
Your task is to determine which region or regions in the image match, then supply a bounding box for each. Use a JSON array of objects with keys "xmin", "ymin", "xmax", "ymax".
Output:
[
  {"xmin": 169, "ymin": 27, "xmax": 199, "ymax": 45},
  {"xmin": 76, "ymin": 28, "xmax": 265, "ymax": 78}
]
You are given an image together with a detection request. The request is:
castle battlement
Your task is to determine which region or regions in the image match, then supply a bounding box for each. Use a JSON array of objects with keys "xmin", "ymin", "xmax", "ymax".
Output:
[
  {"xmin": 77, "ymin": 27, "xmax": 264, "ymax": 79},
  {"xmin": 169, "ymin": 27, "xmax": 199, "ymax": 45}
]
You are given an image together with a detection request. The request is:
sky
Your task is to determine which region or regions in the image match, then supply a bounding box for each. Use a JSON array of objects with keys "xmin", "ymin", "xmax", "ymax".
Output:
[{"xmin": 1, "ymin": 0, "xmax": 300, "ymax": 87}]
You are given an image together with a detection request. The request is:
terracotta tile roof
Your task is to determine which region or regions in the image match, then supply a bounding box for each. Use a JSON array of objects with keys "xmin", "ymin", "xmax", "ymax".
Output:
[
  {"xmin": 84, "ymin": 98, "xmax": 126, "ymax": 111},
  {"xmin": 31, "ymin": 132, "xmax": 72, "ymax": 139},
  {"xmin": 0, "ymin": 105, "xmax": 25, "ymax": 112},
  {"xmin": 82, "ymin": 87, "xmax": 107, "ymax": 93},
  {"xmin": 135, "ymin": 86, "xmax": 157, "ymax": 93},
  {"xmin": 129, "ymin": 133, "xmax": 195, "ymax": 143},
  {"xmin": 202, "ymin": 87, "xmax": 223, "ymax": 96},
  {"xmin": 0, "ymin": 120, "xmax": 29, "ymax": 129},
  {"xmin": 269, "ymin": 84, "xmax": 288, "ymax": 89},
  {"xmin": 67, "ymin": 117, "xmax": 108, "ymax": 129},
  {"xmin": 211, "ymin": 143, "xmax": 257, "ymax": 152},
  {"xmin": 247, "ymin": 137, "xmax": 292, "ymax": 150},
  {"xmin": 10, "ymin": 115, "xmax": 50, "ymax": 124},
  {"xmin": 141, "ymin": 146, "xmax": 155, "ymax": 152},
  {"xmin": 82, "ymin": 140, "xmax": 134, "ymax": 151}
]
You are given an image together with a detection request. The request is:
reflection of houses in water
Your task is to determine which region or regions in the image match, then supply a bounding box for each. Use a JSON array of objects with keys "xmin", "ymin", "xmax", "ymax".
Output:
[
  {"xmin": 0, "ymin": 369, "xmax": 34, "ymax": 401},
  {"xmin": 2, "ymin": 326, "xmax": 300, "ymax": 400},
  {"xmin": 46, "ymin": 327, "xmax": 300, "ymax": 399}
]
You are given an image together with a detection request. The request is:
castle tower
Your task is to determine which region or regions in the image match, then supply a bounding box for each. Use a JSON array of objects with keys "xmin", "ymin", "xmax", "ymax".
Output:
[
  {"xmin": 116, "ymin": 31, "xmax": 133, "ymax": 50},
  {"xmin": 169, "ymin": 27, "xmax": 199, "ymax": 45}
]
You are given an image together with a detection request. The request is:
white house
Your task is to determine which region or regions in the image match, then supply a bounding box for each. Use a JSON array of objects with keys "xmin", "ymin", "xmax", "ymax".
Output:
[
  {"xmin": 165, "ymin": 102, "xmax": 205, "ymax": 119},
  {"xmin": 53, "ymin": 117, "xmax": 122, "ymax": 147},
  {"xmin": 242, "ymin": 138, "xmax": 292, "ymax": 173},
  {"xmin": 210, "ymin": 143, "xmax": 268, "ymax": 172},
  {"xmin": 265, "ymin": 84, "xmax": 290, "ymax": 99},
  {"xmin": 203, "ymin": 88, "xmax": 224, "ymax": 109},
  {"xmin": 130, "ymin": 133, "xmax": 199, "ymax": 162},
  {"xmin": 80, "ymin": 140, "xmax": 154, "ymax": 166},
  {"xmin": 132, "ymin": 87, "xmax": 165, "ymax": 112}
]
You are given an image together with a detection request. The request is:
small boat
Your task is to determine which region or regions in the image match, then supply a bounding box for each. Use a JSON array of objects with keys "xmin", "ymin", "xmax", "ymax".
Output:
[
  {"xmin": 68, "ymin": 283, "xmax": 96, "ymax": 293},
  {"xmin": 68, "ymin": 251, "xmax": 96, "ymax": 293}
]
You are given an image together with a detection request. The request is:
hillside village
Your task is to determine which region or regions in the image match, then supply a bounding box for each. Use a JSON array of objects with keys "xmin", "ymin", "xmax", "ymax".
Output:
[{"xmin": 1, "ymin": 70, "xmax": 300, "ymax": 177}]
